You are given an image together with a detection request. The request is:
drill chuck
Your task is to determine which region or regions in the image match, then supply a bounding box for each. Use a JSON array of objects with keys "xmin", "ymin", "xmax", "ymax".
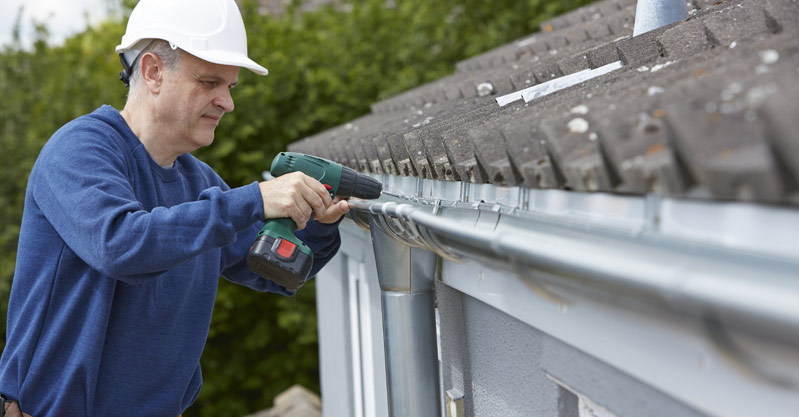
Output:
[{"xmin": 338, "ymin": 166, "xmax": 382, "ymax": 199}]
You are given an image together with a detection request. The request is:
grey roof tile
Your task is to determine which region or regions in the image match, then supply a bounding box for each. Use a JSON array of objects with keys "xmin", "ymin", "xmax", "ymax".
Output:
[
  {"xmin": 690, "ymin": 0, "xmax": 720, "ymax": 9},
  {"xmin": 585, "ymin": 19, "xmax": 614, "ymax": 39},
  {"xmin": 760, "ymin": 84, "xmax": 799, "ymax": 184},
  {"xmin": 387, "ymin": 130, "xmax": 417, "ymax": 176},
  {"xmin": 532, "ymin": 62, "xmax": 566, "ymax": 84},
  {"xmin": 402, "ymin": 129, "xmax": 439, "ymax": 180},
  {"xmin": 467, "ymin": 124, "xmax": 514, "ymax": 185},
  {"xmin": 762, "ymin": 0, "xmax": 799, "ymax": 30},
  {"xmin": 604, "ymin": 5, "xmax": 637, "ymax": 34},
  {"xmin": 540, "ymin": 0, "xmax": 636, "ymax": 32},
  {"xmin": 616, "ymin": 26, "xmax": 666, "ymax": 65},
  {"xmin": 545, "ymin": 33, "xmax": 571, "ymax": 51},
  {"xmin": 290, "ymin": 0, "xmax": 799, "ymax": 204},
  {"xmin": 703, "ymin": 1, "xmax": 773, "ymax": 47},
  {"xmin": 658, "ymin": 18, "xmax": 713, "ymax": 59},
  {"xmin": 466, "ymin": 101, "xmax": 568, "ymax": 189},
  {"xmin": 596, "ymin": 108, "xmax": 690, "ymax": 195},
  {"xmin": 557, "ymin": 54, "xmax": 593, "ymax": 76},
  {"xmin": 540, "ymin": 111, "xmax": 619, "ymax": 192},
  {"xmin": 586, "ymin": 41, "xmax": 622, "ymax": 68},
  {"xmin": 565, "ymin": 26, "xmax": 591, "ymax": 46}
]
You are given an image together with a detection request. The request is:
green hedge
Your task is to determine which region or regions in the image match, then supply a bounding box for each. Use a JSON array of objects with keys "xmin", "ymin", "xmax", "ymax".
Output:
[{"xmin": 0, "ymin": 0, "xmax": 592, "ymax": 415}]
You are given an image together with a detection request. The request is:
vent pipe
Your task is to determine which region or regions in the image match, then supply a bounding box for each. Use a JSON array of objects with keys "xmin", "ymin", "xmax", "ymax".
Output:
[{"xmin": 633, "ymin": 0, "xmax": 688, "ymax": 35}]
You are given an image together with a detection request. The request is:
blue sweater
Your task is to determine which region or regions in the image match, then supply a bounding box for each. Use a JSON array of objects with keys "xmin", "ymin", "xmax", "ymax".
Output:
[{"xmin": 0, "ymin": 105, "xmax": 341, "ymax": 416}]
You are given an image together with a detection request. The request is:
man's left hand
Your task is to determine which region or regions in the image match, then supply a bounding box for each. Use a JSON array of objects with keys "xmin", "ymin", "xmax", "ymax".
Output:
[{"xmin": 314, "ymin": 197, "xmax": 349, "ymax": 224}]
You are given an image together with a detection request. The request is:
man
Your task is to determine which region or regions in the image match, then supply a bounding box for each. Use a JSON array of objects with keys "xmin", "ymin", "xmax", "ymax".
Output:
[{"xmin": 0, "ymin": 0, "xmax": 348, "ymax": 415}]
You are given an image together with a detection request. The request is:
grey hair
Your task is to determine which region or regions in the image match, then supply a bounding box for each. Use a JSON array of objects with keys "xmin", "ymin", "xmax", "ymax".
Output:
[{"xmin": 128, "ymin": 39, "xmax": 184, "ymax": 87}]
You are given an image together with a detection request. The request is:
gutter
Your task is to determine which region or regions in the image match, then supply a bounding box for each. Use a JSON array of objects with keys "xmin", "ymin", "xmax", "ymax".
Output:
[{"xmin": 349, "ymin": 194, "xmax": 799, "ymax": 347}]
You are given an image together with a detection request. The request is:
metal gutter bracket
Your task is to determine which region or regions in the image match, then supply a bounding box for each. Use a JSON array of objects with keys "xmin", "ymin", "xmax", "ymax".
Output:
[{"xmin": 369, "ymin": 215, "xmax": 442, "ymax": 416}]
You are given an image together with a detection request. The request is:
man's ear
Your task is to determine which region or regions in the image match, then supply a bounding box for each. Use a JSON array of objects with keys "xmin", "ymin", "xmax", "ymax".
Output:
[{"xmin": 140, "ymin": 52, "xmax": 164, "ymax": 94}]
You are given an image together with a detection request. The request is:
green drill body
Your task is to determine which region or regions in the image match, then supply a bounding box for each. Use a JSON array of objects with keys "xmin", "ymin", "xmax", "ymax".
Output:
[{"xmin": 247, "ymin": 152, "xmax": 381, "ymax": 290}]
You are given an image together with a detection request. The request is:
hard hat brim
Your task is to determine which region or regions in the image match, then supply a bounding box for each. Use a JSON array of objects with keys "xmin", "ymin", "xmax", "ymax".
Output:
[
  {"xmin": 185, "ymin": 48, "xmax": 269, "ymax": 76},
  {"xmin": 115, "ymin": 41, "xmax": 269, "ymax": 76}
]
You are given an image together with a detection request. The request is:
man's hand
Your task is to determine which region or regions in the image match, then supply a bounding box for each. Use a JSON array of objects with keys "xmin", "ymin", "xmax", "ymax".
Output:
[
  {"xmin": 258, "ymin": 173, "xmax": 349, "ymax": 229},
  {"xmin": 314, "ymin": 197, "xmax": 349, "ymax": 224}
]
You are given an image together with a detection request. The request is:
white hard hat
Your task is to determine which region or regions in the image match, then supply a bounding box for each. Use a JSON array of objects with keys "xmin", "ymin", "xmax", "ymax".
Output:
[{"xmin": 116, "ymin": 0, "xmax": 268, "ymax": 85}]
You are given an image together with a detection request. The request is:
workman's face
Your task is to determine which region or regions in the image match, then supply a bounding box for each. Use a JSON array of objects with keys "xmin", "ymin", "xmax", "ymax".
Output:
[{"xmin": 157, "ymin": 53, "xmax": 239, "ymax": 151}]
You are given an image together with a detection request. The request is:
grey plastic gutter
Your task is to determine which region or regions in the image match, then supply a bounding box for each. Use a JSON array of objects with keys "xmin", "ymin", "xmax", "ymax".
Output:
[{"xmin": 349, "ymin": 195, "xmax": 799, "ymax": 345}]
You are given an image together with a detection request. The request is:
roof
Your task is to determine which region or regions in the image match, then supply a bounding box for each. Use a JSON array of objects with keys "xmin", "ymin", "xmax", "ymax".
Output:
[{"xmin": 288, "ymin": 0, "xmax": 799, "ymax": 205}]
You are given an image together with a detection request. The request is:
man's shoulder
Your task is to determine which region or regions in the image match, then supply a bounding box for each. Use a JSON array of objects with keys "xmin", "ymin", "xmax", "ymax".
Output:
[
  {"xmin": 63, "ymin": 105, "xmax": 127, "ymax": 140},
  {"xmin": 43, "ymin": 106, "xmax": 131, "ymax": 156}
]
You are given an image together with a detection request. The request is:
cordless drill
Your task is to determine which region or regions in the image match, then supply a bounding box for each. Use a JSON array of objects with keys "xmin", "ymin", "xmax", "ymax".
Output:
[{"xmin": 247, "ymin": 152, "xmax": 382, "ymax": 290}]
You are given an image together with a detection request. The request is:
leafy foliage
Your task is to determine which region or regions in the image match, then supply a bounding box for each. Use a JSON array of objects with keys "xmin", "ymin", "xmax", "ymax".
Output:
[{"xmin": 0, "ymin": 0, "xmax": 592, "ymax": 415}]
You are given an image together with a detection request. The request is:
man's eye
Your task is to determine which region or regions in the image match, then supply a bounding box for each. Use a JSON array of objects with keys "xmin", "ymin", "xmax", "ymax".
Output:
[{"xmin": 203, "ymin": 81, "xmax": 219, "ymax": 88}]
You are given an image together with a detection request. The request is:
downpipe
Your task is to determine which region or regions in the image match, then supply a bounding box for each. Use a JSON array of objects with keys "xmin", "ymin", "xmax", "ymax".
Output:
[{"xmin": 368, "ymin": 215, "xmax": 441, "ymax": 417}]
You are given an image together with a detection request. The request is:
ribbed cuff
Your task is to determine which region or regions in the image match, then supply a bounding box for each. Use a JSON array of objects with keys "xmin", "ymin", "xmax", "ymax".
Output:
[{"xmin": 225, "ymin": 181, "xmax": 264, "ymax": 230}]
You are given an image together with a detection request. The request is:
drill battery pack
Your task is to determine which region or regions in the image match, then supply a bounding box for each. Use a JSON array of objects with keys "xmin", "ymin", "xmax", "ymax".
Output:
[{"xmin": 246, "ymin": 232, "xmax": 312, "ymax": 291}]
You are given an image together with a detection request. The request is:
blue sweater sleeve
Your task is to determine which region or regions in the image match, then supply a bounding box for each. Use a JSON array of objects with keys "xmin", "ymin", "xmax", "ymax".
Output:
[{"xmin": 31, "ymin": 122, "xmax": 264, "ymax": 285}]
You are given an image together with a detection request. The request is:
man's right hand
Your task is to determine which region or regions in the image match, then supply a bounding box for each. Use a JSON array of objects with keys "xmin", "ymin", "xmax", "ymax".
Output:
[{"xmin": 258, "ymin": 172, "xmax": 332, "ymax": 230}]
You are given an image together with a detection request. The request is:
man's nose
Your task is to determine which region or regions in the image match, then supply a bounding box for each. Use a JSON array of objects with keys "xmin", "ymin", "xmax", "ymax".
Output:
[{"xmin": 214, "ymin": 89, "xmax": 235, "ymax": 113}]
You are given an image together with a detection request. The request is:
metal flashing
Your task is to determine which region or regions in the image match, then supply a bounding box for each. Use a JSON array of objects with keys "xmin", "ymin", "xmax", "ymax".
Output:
[{"xmin": 496, "ymin": 61, "xmax": 624, "ymax": 107}]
